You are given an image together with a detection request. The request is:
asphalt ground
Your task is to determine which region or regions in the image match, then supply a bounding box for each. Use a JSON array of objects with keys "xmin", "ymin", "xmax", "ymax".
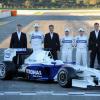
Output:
[{"xmin": 0, "ymin": 12, "xmax": 100, "ymax": 99}]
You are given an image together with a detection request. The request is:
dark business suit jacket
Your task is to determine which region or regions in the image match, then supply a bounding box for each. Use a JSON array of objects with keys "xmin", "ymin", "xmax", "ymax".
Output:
[
  {"xmin": 88, "ymin": 31, "xmax": 100, "ymax": 51},
  {"xmin": 44, "ymin": 32, "xmax": 60, "ymax": 51},
  {"xmin": 10, "ymin": 32, "xmax": 27, "ymax": 48}
]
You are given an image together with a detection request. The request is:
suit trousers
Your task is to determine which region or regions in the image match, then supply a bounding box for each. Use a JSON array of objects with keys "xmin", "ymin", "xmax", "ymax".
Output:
[
  {"xmin": 90, "ymin": 47, "xmax": 100, "ymax": 68},
  {"xmin": 50, "ymin": 50, "xmax": 58, "ymax": 60}
]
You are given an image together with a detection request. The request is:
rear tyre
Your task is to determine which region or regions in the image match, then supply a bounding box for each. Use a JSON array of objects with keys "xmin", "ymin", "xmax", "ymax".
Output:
[{"xmin": 57, "ymin": 67, "xmax": 72, "ymax": 88}]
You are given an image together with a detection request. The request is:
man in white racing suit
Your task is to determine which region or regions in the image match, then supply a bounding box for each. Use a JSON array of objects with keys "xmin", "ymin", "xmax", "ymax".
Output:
[
  {"xmin": 61, "ymin": 28, "xmax": 74, "ymax": 63},
  {"xmin": 75, "ymin": 28, "xmax": 88, "ymax": 67},
  {"xmin": 30, "ymin": 23, "xmax": 44, "ymax": 51}
]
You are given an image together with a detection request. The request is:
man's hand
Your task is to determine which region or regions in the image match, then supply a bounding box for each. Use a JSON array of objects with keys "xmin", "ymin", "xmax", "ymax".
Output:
[
  {"xmin": 57, "ymin": 50, "xmax": 60, "ymax": 59},
  {"xmin": 89, "ymin": 50, "xmax": 92, "ymax": 53},
  {"xmin": 57, "ymin": 50, "xmax": 60, "ymax": 55}
]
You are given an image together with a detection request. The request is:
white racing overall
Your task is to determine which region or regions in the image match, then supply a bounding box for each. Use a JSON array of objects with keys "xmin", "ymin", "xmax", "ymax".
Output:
[
  {"xmin": 30, "ymin": 31, "xmax": 44, "ymax": 51},
  {"xmin": 75, "ymin": 35, "xmax": 88, "ymax": 67},
  {"xmin": 61, "ymin": 35, "xmax": 73, "ymax": 63}
]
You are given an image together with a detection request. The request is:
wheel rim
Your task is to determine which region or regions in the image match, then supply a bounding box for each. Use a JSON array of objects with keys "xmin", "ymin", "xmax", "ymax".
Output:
[
  {"xmin": 58, "ymin": 70, "xmax": 68, "ymax": 85},
  {"xmin": 0, "ymin": 64, "xmax": 6, "ymax": 78}
]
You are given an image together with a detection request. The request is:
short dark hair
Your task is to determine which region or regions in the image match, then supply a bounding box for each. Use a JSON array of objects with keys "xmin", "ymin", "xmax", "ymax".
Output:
[
  {"xmin": 94, "ymin": 23, "xmax": 99, "ymax": 26},
  {"xmin": 17, "ymin": 24, "xmax": 22, "ymax": 27},
  {"xmin": 49, "ymin": 25, "xmax": 54, "ymax": 28}
]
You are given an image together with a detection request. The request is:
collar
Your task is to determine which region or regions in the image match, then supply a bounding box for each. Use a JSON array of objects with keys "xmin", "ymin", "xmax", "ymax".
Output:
[
  {"xmin": 95, "ymin": 30, "xmax": 99, "ymax": 33},
  {"xmin": 79, "ymin": 35, "xmax": 84, "ymax": 37},
  {"xmin": 65, "ymin": 35, "xmax": 70, "ymax": 37},
  {"xmin": 35, "ymin": 30, "xmax": 39, "ymax": 32},
  {"xmin": 50, "ymin": 32, "xmax": 53, "ymax": 34},
  {"xmin": 17, "ymin": 31, "xmax": 21, "ymax": 34}
]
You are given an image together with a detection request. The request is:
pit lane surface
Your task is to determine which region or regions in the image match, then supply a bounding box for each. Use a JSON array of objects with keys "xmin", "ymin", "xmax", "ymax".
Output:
[
  {"xmin": 0, "ymin": 78, "xmax": 100, "ymax": 100},
  {"xmin": 0, "ymin": 12, "xmax": 100, "ymax": 99}
]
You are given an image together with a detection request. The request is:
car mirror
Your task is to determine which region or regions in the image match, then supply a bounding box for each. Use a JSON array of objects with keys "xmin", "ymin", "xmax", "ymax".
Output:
[{"xmin": 51, "ymin": 62, "xmax": 56, "ymax": 65}]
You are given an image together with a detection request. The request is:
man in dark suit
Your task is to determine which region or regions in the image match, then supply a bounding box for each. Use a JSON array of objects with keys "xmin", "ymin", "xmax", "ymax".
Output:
[
  {"xmin": 44, "ymin": 25, "xmax": 60, "ymax": 60},
  {"xmin": 88, "ymin": 23, "xmax": 100, "ymax": 68},
  {"xmin": 10, "ymin": 24, "xmax": 27, "ymax": 66},
  {"xmin": 10, "ymin": 24, "xmax": 27, "ymax": 48}
]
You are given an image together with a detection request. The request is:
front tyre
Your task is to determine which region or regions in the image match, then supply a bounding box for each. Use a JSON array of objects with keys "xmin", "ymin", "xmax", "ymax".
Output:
[
  {"xmin": 0, "ymin": 62, "xmax": 15, "ymax": 80},
  {"xmin": 0, "ymin": 63, "xmax": 6, "ymax": 79},
  {"xmin": 57, "ymin": 67, "xmax": 72, "ymax": 88}
]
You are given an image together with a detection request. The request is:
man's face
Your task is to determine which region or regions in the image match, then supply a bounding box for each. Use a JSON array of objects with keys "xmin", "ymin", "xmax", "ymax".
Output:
[
  {"xmin": 49, "ymin": 26, "xmax": 54, "ymax": 32},
  {"xmin": 17, "ymin": 26, "xmax": 22, "ymax": 32},
  {"xmin": 79, "ymin": 31, "xmax": 84, "ymax": 36},
  {"xmin": 65, "ymin": 31, "xmax": 69, "ymax": 36},
  {"xmin": 35, "ymin": 26, "xmax": 39, "ymax": 31},
  {"xmin": 94, "ymin": 24, "xmax": 99, "ymax": 31}
]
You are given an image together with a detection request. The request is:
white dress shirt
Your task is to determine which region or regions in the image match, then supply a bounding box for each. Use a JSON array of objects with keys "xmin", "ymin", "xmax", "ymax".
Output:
[
  {"xmin": 95, "ymin": 30, "xmax": 99, "ymax": 38},
  {"xmin": 50, "ymin": 32, "xmax": 53, "ymax": 39},
  {"xmin": 17, "ymin": 31, "xmax": 21, "ymax": 40}
]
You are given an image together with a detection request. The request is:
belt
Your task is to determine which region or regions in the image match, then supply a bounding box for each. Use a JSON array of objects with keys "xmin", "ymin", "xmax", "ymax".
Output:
[
  {"xmin": 62, "ymin": 48, "xmax": 72, "ymax": 49},
  {"xmin": 77, "ymin": 48, "xmax": 87, "ymax": 49}
]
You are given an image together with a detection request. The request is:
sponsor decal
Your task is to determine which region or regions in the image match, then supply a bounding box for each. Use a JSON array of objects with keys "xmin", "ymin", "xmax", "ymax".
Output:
[
  {"xmin": 4, "ymin": 52, "xmax": 11, "ymax": 58},
  {"xmin": 62, "ymin": 40, "xmax": 72, "ymax": 43},
  {"xmin": 76, "ymin": 40, "xmax": 87, "ymax": 43},
  {"xmin": 31, "ymin": 35, "xmax": 42, "ymax": 39},
  {"xmin": 26, "ymin": 69, "xmax": 42, "ymax": 77}
]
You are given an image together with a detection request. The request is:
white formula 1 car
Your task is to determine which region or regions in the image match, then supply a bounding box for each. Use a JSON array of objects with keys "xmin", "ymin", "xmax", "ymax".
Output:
[{"xmin": 0, "ymin": 48, "xmax": 100, "ymax": 88}]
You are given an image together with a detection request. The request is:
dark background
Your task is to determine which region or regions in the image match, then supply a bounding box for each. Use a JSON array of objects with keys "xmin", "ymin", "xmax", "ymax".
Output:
[{"xmin": 0, "ymin": 0, "xmax": 100, "ymax": 9}]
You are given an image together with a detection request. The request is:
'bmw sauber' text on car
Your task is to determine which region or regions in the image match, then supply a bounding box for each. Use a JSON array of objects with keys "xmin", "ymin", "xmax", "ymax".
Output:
[{"xmin": 0, "ymin": 48, "xmax": 100, "ymax": 88}]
